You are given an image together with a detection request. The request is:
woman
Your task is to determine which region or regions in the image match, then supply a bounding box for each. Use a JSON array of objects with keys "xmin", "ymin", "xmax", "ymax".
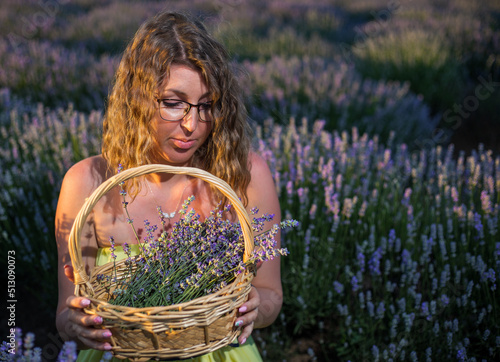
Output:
[{"xmin": 55, "ymin": 11, "xmax": 283, "ymax": 361}]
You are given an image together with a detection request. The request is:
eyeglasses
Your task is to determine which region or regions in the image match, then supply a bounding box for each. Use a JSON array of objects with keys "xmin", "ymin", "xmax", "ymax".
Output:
[{"xmin": 156, "ymin": 99, "xmax": 213, "ymax": 122}]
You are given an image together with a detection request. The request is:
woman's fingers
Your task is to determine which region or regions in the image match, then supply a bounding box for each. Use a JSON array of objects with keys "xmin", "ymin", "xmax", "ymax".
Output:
[
  {"xmin": 64, "ymin": 264, "xmax": 75, "ymax": 283},
  {"xmin": 239, "ymin": 286, "xmax": 260, "ymax": 314},
  {"xmin": 66, "ymin": 295, "xmax": 91, "ymax": 309},
  {"xmin": 68, "ymin": 309, "xmax": 103, "ymax": 328},
  {"xmin": 66, "ymin": 296, "xmax": 101, "ymax": 327},
  {"xmin": 234, "ymin": 306, "xmax": 259, "ymax": 329},
  {"xmin": 237, "ymin": 321, "xmax": 255, "ymax": 345},
  {"xmin": 65, "ymin": 295, "xmax": 112, "ymax": 348},
  {"xmin": 234, "ymin": 286, "xmax": 260, "ymax": 344},
  {"xmin": 77, "ymin": 335, "xmax": 113, "ymax": 351},
  {"xmin": 68, "ymin": 316, "xmax": 110, "ymax": 338}
]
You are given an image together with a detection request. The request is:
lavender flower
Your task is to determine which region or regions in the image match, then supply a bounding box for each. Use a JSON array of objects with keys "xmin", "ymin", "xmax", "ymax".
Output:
[
  {"xmin": 367, "ymin": 301, "xmax": 375, "ymax": 317},
  {"xmin": 57, "ymin": 341, "xmax": 77, "ymax": 362},
  {"xmin": 96, "ymin": 200, "xmax": 295, "ymax": 307},
  {"xmin": 422, "ymin": 301, "xmax": 431, "ymax": 321},
  {"xmin": 109, "ymin": 236, "xmax": 116, "ymax": 260},
  {"xmin": 356, "ymin": 246, "xmax": 366, "ymax": 272},
  {"xmin": 368, "ymin": 247, "xmax": 383, "ymax": 276},
  {"xmin": 100, "ymin": 351, "xmax": 114, "ymax": 362},
  {"xmin": 376, "ymin": 302, "xmax": 385, "ymax": 320},
  {"xmin": 456, "ymin": 347, "xmax": 467, "ymax": 361},
  {"xmin": 333, "ymin": 281, "xmax": 344, "ymax": 295},
  {"xmin": 351, "ymin": 275, "xmax": 360, "ymax": 292},
  {"xmin": 371, "ymin": 345, "xmax": 380, "ymax": 361},
  {"xmin": 474, "ymin": 212, "xmax": 483, "ymax": 234}
]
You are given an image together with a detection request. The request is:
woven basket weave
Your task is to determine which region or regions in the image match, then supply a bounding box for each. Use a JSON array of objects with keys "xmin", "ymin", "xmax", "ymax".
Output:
[{"xmin": 68, "ymin": 164, "xmax": 255, "ymax": 361}]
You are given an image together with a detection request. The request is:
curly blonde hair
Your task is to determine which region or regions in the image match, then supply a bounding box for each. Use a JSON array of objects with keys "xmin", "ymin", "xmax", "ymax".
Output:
[{"xmin": 102, "ymin": 11, "xmax": 252, "ymax": 205}]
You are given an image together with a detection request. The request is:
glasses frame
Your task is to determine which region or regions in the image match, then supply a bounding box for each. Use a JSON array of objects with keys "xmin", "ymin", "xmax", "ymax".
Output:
[{"xmin": 156, "ymin": 98, "xmax": 213, "ymax": 122}]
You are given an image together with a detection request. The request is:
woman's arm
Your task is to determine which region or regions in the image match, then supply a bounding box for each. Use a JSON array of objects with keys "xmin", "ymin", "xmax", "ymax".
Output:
[
  {"xmin": 55, "ymin": 156, "xmax": 113, "ymax": 350},
  {"xmin": 235, "ymin": 152, "xmax": 283, "ymax": 343}
]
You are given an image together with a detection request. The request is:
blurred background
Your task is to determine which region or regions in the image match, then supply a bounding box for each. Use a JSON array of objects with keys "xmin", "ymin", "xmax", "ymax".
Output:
[
  {"xmin": 1, "ymin": 0, "xmax": 499, "ymax": 361},
  {"xmin": 1, "ymin": 0, "xmax": 499, "ymax": 151}
]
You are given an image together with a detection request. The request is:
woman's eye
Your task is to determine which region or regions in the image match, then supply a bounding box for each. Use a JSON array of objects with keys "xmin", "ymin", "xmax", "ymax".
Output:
[
  {"xmin": 200, "ymin": 102, "xmax": 212, "ymax": 110},
  {"xmin": 162, "ymin": 100, "xmax": 184, "ymax": 108}
]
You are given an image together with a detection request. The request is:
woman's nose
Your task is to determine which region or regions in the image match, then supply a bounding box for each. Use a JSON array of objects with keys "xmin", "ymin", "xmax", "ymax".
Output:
[{"xmin": 180, "ymin": 107, "xmax": 198, "ymax": 132}]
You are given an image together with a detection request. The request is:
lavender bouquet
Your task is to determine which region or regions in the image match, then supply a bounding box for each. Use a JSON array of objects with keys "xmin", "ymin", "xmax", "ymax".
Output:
[{"xmin": 96, "ymin": 196, "xmax": 295, "ymax": 308}]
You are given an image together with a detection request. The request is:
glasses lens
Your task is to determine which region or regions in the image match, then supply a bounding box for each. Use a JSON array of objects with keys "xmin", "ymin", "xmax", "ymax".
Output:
[
  {"xmin": 198, "ymin": 103, "xmax": 213, "ymax": 122},
  {"xmin": 158, "ymin": 99, "xmax": 213, "ymax": 122},
  {"xmin": 159, "ymin": 100, "xmax": 186, "ymax": 121}
]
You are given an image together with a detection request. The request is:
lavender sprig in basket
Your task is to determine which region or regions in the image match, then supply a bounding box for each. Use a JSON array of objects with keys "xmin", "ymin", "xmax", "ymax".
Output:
[{"xmin": 98, "ymin": 198, "xmax": 292, "ymax": 309}]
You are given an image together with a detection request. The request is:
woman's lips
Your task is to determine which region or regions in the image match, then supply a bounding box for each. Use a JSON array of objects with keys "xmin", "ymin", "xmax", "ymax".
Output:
[{"xmin": 172, "ymin": 138, "xmax": 196, "ymax": 149}]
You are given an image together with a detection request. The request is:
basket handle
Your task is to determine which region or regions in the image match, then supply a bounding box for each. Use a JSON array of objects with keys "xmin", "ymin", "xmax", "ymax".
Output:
[{"xmin": 68, "ymin": 164, "xmax": 254, "ymax": 292}]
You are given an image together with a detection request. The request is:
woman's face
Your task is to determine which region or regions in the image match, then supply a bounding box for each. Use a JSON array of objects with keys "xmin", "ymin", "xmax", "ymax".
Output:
[{"xmin": 152, "ymin": 64, "xmax": 213, "ymax": 166}]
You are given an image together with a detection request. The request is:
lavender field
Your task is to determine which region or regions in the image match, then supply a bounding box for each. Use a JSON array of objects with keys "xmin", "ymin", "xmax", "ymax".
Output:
[{"xmin": 1, "ymin": 0, "xmax": 500, "ymax": 361}]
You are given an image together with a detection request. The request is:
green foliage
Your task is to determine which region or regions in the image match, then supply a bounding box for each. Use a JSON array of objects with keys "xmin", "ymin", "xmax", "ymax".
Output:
[{"xmin": 352, "ymin": 29, "xmax": 466, "ymax": 111}]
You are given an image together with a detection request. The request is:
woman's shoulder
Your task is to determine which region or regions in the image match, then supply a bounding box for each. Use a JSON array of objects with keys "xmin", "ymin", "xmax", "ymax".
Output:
[
  {"xmin": 62, "ymin": 155, "xmax": 110, "ymax": 195},
  {"xmin": 247, "ymin": 151, "xmax": 274, "ymax": 184},
  {"xmin": 248, "ymin": 151, "xmax": 271, "ymax": 174},
  {"xmin": 246, "ymin": 151, "xmax": 278, "ymax": 207}
]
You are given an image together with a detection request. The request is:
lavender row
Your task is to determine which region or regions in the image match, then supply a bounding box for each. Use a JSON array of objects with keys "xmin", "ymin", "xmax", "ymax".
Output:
[
  {"xmin": 0, "ymin": 93, "xmax": 102, "ymax": 304},
  {"xmin": 242, "ymin": 56, "xmax": 438, "ymax": 144},
  {"xmin": 255, "ymin": 118, "xmax": 499, "ymax": 360},
  {"xmin": 0, "ymin": 39, "xmax": 117, "ymax": 111},
  {"xmin": 0, "ymin": 38, "xmax": 438, "ymax": 146}
]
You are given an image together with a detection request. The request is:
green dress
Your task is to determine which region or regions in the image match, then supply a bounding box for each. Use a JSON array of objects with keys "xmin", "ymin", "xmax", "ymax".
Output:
[{"xmin": 76, "ymin": 245, "xmax": 262, "ymax": 362}]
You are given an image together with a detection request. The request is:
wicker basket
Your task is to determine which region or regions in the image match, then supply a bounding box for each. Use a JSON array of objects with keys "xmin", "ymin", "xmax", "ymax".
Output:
[{"xmin": 68, "ymin": 164, "xmax": 255, "ymax": 361}]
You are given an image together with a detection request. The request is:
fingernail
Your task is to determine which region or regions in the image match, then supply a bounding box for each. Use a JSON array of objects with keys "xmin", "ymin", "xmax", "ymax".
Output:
[
  {"xmin": 94, "ymin": 316, "xmax": 103, "ymax": 324},
  {"xmin": 103, "ymin": 331, "xmax": 112, "ymax": 338},
  {"xmin": 104, "ymin": 343, "xmax": 112, "ymax": 351},
  {"xmin": 239, "ymin": 306, "xmax": 247, "ymax": 313},
  {"xmin": 241, "ymin": 337, "xmax": 247, "ymax": 345},
  {"xmin": 235, "ymin": 320, "xmax": 243, "ymax": 327},
  {"xmin": 81, "ymin": 299, "xmax": 90, "ymax": 307}
]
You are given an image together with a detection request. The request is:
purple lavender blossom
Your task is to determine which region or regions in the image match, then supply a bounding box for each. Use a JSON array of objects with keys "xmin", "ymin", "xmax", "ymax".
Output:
[
  {"xmin": 57, "ymin": 341, "xmax": 78, "ymax": 362},
  {"xmin": 356, "ymin": 246, "xmax": 366, "ymax": 272},
  {"xmin": 99, "ymin": 202, "xmax": 294, "ymax": 307},
  {"xmin": 474, "ymin": 212, "xmax": 483, "ymax": 234},
  {"xmin": 109, "ymin": 236, "xmax": 116, "ymax": 260},
  {"xmin": 333, "ymin": 281, "xmax": 344, "ymax": 295},
  {"xmin": 440, "ymin": 294, "xmax": 450, "ymax": 307},
  {"xmin": 367, "ymin": 301, "xmax": 375, "ymax": 317},
  {"xmin": 376, "ymin": 302, "xmax": 385, "ymax": 320},
  {"xmin": 421, "ymin": 301, "xmax": 431, "ymax": 321},
  {"xmin": 456, "ymin": 348, "xmax": 467, "ymax": 361},
  {"xmin": 351, "ymin": 275, "xmax": 360, "ymax": 292},
  {"xmin": 368, "ymin": 247, "xmax": 383, "ymax": 276},
  {"xmin": 371, "ymin": 345, "xmax": 380, "ymax": 360}
]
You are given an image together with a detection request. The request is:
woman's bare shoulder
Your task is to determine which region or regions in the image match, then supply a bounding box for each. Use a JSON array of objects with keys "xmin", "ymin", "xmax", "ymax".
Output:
[
  {"xmin": 61, "ymin": 155, "xmax": 110, "ymax": 196},
  {"xmin": 246, "ymin": 151, "xmax": 280, "ymax": 213},
  {"xmin": 248, "ymin": 151, "xmax": 272, "ymax": 176}
]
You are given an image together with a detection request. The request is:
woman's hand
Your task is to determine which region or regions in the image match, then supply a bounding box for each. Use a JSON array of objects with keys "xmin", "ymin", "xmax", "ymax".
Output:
[
  {"xmin": 234, "ymin": 286, "xmax": 260, "ymax": 345},
  {"xmin": 63, "ymin": 265, "xmax": 113, "ymax": 351}
]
